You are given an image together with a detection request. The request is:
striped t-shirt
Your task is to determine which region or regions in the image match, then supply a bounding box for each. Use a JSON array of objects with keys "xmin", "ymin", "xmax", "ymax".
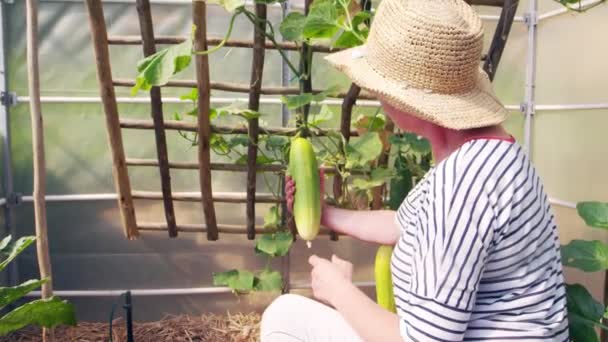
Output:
[{"xmin": 392, "ymin": 137, "xmax": 569, "ymax": 341}]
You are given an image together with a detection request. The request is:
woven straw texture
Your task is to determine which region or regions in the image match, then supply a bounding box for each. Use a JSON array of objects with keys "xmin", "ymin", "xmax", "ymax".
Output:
[{"xmin": 325, "ymin": 0, "xmax": 508, "ymax": 130}]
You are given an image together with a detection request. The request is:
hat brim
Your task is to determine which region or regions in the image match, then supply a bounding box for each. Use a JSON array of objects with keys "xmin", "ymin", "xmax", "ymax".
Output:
[{"xmin": 324, "ymin": 46, "xmax": 508, "ymax": 130}]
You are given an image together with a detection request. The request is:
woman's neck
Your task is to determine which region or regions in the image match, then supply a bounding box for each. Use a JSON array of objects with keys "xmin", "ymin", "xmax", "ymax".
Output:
[{"xmin": 426, "ymin": 125, "xmax": 511, "ymax": 163}]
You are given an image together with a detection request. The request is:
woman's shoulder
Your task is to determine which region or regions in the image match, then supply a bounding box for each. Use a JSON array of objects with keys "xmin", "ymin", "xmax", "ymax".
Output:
[{"xmin": 435, "ymin": 139, "xmax": 526, "ymax": 185}]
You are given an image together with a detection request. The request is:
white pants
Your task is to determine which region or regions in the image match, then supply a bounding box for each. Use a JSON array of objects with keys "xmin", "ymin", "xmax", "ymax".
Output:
[{"xmin": 260, "ymin": 294, "xmax": 364, "ymax": 342}]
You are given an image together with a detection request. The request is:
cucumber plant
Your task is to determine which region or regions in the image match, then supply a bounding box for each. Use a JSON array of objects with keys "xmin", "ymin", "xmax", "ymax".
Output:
[
  {"xmin": 0, "ymin": 235, "xmax": 77, "ymax": 336},
  {"xmin": 129, "ymin": 0, "xmax": 435, "ymax": 294},
  {"xmin": 561, "ymin": 202, "xmax": 608, "ymax": 341}
]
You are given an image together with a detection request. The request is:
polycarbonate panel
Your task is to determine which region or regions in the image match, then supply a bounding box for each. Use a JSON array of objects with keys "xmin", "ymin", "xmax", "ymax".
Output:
[
  {"xmin": 532, "ymin": 109, "xmax": 608, "ymax": 202},
  {"xmin": 536, "ymin": 5, "xmax": 608, "ymax": 105}
]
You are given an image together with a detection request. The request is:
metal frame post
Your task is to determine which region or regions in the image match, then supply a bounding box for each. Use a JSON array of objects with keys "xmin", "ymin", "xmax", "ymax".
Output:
[
  {"xmin": 0, "ymin": 0, "xmax": 19, "ymax": 288},
  {"xmin": 522, "ymin": 0, "xmax": 538, "ymax": 156}
]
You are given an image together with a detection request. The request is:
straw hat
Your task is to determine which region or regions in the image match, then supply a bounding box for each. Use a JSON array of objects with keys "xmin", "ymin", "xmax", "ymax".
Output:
[{"xmin": 324, "ymin": 0, "xmax": 508, "ymax": 130}]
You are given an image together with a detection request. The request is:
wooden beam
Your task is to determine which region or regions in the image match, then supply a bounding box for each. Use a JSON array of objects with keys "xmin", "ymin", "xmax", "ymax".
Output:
[
  {"xmin": 112, "ymin": 78, "xmax": 377, "ymax": 100},
  {"xmin": 85, "ymin": 0, "xmax": 138, "ymax": 239},
  {"xmin": 118, "ymin": 118, "xmax": 359, "ymax": 137},
  {"xmin": 137, "ymin": 222, "xmax": 340, "ymax": 236},
  {"xmin": 136, "ymin": 0, "xmax": 177, "ymax": 237},
  {"xmin": 107, "ymin": 35, "xmax": 342, "ymax": 53},
  {"xmin": 131, "ymin": 190, "xmax": 282, "ymax": 203}
]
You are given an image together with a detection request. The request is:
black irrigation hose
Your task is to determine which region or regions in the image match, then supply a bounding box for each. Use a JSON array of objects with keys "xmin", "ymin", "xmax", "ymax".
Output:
[{"xmin": 108, "ymin": 291, "xmax": 134, "ymax": 342}]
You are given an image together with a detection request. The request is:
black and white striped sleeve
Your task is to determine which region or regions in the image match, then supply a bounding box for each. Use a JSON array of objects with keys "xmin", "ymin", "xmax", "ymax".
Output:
[{"xmin": 399, "ymin": 157, "xmax": 497, "ymax": 341}]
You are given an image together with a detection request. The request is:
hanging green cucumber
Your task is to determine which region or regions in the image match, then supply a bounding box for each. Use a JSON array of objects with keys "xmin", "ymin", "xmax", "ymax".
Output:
[
  {"xmin": 288, "ymin": 137, "xmax": 321, "ymax": 247},
  {"xmin": 375, "ymin": 245, "xmax": 396, "ymax": 313}
]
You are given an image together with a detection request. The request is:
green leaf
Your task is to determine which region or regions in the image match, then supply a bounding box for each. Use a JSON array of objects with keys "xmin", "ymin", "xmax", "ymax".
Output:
[
  {"xmin": 254, "ymin": 270, "xmax": 283, "ymax": 292},
  {"xmin": 227, "ymin": 135, "xmax": 250, "ymax": 148},
  {"xmin": 0, "ymin": 279, "xmax": 48, "ymax": 310},
  {"xmin": 352, "ymin": 10, "xmax": 372, "ymax": 28},
  {"xmin": 352, "ymin": 167, "xmax": 396, "ymax": 191},
  {"xmin": 0, "ymin": 297, "xmax": 77, "ymax": 336},
  {"xmin": 207, "ymin": 0, "xmax": 245, "ymax": 12},
  {"xmin": 354, "ymin": 114, "xmax": 386, "ymax": 132},
  {"xmin": 280, "ymin": 12, "xmax": 306, "ymax": 41},
  {"xmin": 303, "ymin": 1, "xmax": 340, "ymax": 40},
  {"xmin": 0, "ymin": 236, "xmax": 11, "ymax": 252},
  {"xmin": 333, "ymin": 31, "xmax": 361, "ymax": 48},
  {"xmin": 389, "ymin": 133, "xmax": 431, "ymax": 154},
  {"xmin": 265, "ymin": 136, "xmax": 289, "ymax": 152},
  {"xmin": 0, "ymin": 236, "xmax": 35, "ymax": 272},
  {"xmin": 264, "ymin": 206, "xmax": 281, "ymax": 229},
  {"xmin": 308, "ymin": 105, "xmax": 335, "ymax": 126},
  {"xmin": 255, "ymin": 231, "xmax": 293, "ymax": 257},
  {"xmin": 210, "ymin": 134, "xmax": 231, "ymax": 155},
  {"xmin": 216, "ymin": 103, "xmax": 262, "ymax": 121},
  {"xmin": 577, "ymin": 202, "xmax": 608, "ymax": 229},
  {"xmin": 235, "ymin": 154, "xmax": 276, "ymax": 166},
  {"xmin": 212, "ymin": 270, "xmax": 255, "ymax": 292},
  {"xmin": 561, "ymin": 240, "xmax": 608, "ymax": 272},
  {"xmin": 566, "ymin": 283, "xmax": 603, "ymax": 342},
  {"xmin": 346, "ymin": 132, "xmax": 383, "ymax": 168},
  {"xmin": 281, "ymin": 93, "xmax": 314, "ymax": 110},
  {"xmin": 179, "ymin": 88, "xmax": 198, "ymax": 102},
  {"xmin": 389, "ymin": 155, "xmax": 413, "ymax": 210},
  {"xmin": 132, "ymin": 38, "xmax": 193, "ymax": 95}
]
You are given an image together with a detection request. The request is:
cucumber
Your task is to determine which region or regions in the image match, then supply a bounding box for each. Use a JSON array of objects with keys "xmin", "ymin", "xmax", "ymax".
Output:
[
  {"xmin": 288, "ymin": 137, "xmax": 321, "ymax": 242},
  {"xmin": 375, "ymin": 245, "xmax": 396, "ymax": 313}
]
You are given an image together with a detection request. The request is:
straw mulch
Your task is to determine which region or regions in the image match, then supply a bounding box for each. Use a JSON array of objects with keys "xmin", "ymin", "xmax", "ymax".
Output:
[{"xmin": 0, "ymin": 313, "xmax": 261, "ymax": 342}]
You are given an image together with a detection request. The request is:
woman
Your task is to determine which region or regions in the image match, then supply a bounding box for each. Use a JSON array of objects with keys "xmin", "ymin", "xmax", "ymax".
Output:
[{"xmin": 260, "ymin": 0, "xmax": 569, "ymax": 340}]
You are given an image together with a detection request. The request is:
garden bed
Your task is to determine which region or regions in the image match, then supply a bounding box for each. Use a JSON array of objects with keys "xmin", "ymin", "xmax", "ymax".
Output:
[{"xmin": 0, "ymin": 313, "xmax": 261, "ymax": 342}]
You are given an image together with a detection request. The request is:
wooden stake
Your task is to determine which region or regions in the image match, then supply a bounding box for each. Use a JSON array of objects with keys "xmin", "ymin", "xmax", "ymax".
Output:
[
  {"xmin": 245, "ymin": 3, "xmax": 267, "ymax": 240},
  {"xmin": 193, "ymin": 1, "xmax": 219, "ymax": 240},
  {"xmin": 135, "ymin": 0, "xmax": 177, "ymax": 237},
  {"xmin": 26, "ymin": 1, "xmax": 53, "ymax": 340},
  {"xmin": 85, "ymin": 0, "xmax": 138, "ymax": 239}
]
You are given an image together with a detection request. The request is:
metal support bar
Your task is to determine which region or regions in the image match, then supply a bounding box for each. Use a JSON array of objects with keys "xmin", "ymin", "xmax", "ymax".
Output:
[
  {"xmin": 11, "ymin": 193, "xmax": 580, "ymax": 210},
  {"xmin": 24, "ymin": 281, "xmax": 376, "ymax": 298},
  {"xmin": 538, "ymin": 0, "xmax": 605, "ymax": 20},
  {"xmin": 522, "ymin": 0, "xmax": 538, "ymax": 155}
]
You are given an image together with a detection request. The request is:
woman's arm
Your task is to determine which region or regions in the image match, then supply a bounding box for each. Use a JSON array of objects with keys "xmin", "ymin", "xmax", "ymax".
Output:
[
  {"xmin": 286, "ymin": 173, "xmax": 401, "ymax": 245},
  {"xmin": 309, "ymin": 255, "xmax": 404, "ymax": 342},
  {"xmin": 333, "ymin": 282, "xmax": 403, "ymax": 342},
  {"xmin": 322, "ymin": 205, "xmax": 400, "ymax": 245}
]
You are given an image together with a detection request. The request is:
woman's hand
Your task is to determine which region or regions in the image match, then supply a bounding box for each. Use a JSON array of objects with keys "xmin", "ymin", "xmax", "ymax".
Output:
[
  {"xmin": 309, "ymin": 254, "xmax": 353, "ymax": 306},
  {"xmin": 285, "ymin": 169, "xmax": 325, "ymax": 215}
]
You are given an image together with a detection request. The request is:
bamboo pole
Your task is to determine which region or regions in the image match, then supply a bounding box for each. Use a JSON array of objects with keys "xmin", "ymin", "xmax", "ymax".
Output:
[
  {"xmin": 85, "ymin": 0, "xmax": 138, "ymax": 239},
  {"xmin": 26, "ymin": 1, "xmax": 53, "ymax": 340},
  {"xmin": 193, "ymin": 1, "xmax": 219, "ymax": 240},
  {"xmin": 245, "ymin": 3, "xmax": 267, "ymax": 240},
  {"xmin": 136, "ymin": 0, "xmax": 177, "ymax": 237}
]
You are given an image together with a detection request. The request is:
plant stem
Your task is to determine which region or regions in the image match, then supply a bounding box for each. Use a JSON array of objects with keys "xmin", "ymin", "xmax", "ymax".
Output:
[
  {"xmin": 192, "ymin": 10, "xmax": 241, "ymax": 56},
  {"xmin": 242, "ymin": 9, "xmax": 301, "ymax": 77}
]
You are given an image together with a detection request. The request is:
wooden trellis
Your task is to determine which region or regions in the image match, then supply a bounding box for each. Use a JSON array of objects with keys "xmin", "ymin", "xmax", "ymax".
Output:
[{"xmin": 84, "ymin": 0, "xmax": 518, "ymax": 241}]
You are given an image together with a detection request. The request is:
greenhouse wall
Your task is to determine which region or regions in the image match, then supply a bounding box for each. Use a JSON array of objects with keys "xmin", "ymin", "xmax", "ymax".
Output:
[{"xmin": 0, "ymin": 0, "xmax": 606, "ymax": 322}]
